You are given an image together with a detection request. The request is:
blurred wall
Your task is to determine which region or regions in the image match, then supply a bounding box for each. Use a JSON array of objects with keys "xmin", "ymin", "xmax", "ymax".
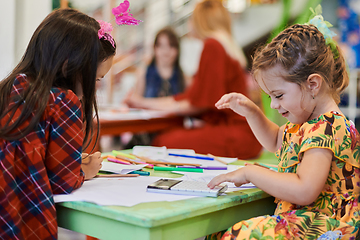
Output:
[{"xmin": 0, "ymin": 0, "xmax": 52, "ymax": 79}]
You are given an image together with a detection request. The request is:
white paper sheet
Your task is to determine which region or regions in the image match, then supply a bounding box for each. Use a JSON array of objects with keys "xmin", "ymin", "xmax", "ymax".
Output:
[
  {"xmin": 176, "ymin": 166, "xmax": 256, "ymax": 192},
  {"xmin": 132, "ymin": 146, "xmax": 238, "ymax": 166},
  {"xmin": 54, "ymin": 176, "xmax": 196, "ymax": 206},
  {"xmin": 100, "ymin": 161, "xmax": 147, "ymax": 174}
]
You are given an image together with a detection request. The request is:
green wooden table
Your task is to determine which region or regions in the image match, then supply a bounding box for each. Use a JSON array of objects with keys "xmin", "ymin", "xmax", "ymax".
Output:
[{"xmin": 56, "ymin": 151, "xmax": 278, "ymax": 240}]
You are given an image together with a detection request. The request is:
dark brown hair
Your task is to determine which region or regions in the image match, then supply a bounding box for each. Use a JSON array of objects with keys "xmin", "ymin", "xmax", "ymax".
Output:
[
  {"xmin": 0, "ymin": 8, "xmax": 116, "ymax": 149},
  {"xmin": 252, "ymin": 24, "xmax": 348, "ymax": 104}
]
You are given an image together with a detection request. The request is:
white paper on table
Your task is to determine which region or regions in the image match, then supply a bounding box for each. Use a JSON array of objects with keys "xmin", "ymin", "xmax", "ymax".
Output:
[
  {"xmin": 133, "ymin": 146, "xmax": 196, "ymax": 159},
  {"xmin": 132, "ymin": 146, "xmax": 238, "ymax": 166},
  {"xmin": 54, "ymin": 176, "xmax": 196, "ymax": 206},
  {"xmin": 100, "ymin": 161, "xmax": 147, "ymax": 174},
  {"xmin": 176, "ymin": 166, "xmax": 256, "ymax": 192}
]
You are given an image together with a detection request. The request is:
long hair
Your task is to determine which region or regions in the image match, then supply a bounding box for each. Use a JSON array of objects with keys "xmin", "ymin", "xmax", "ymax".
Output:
[
  {"xmin": 252, "ymin": 24, "xmax": 348, "ymax": 104},
  {"xmin": 150, "ymin": 26, "xmax": 185, "ymax": 90},
  {"xmin": 0, "ymin": 8, "xmax": 116, "ymax": 149},
  {"xmin": 191, "ymin": 0, "xmax": 247, "ymax": 67}
]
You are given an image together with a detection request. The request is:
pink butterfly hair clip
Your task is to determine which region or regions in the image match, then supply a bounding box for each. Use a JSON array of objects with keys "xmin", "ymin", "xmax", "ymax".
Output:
[
  {"xmin": 97, "ymin": 20, "xmax": 115, "ymax": 48},
  {"xmin": 97, "ymin": 1, "xmax": 142, "ymax": 48},
  {"xmin": 112, "ymin": 0, "xmax": 142, "ymax": 26}
]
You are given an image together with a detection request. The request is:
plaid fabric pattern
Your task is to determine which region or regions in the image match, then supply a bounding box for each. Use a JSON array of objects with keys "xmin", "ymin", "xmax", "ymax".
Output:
[{"xmin": 0, "ymin": 75, "xmax": 85, "ymax": 239}]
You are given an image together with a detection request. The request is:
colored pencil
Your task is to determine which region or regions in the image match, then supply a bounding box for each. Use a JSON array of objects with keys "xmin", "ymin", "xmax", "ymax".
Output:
[
  {"xmin": 107, "ymin": 157, "xmax": 132, "ymax": 165},
  {"xmin": 112, "ymin": 150, "xmax": 136, "ymax": 160},
  {"xmin": 207, "ymin": 154, "xmax": 228, "ymax": 165},
  {"xmin": 153, "ymin": 166, "xmax": 203, "ymax": 173},
  {"xmin": 95, "ymin": 174, "xmax": 139, "ymax": 178},
  {"xmin": 132, "ymin": 154, "xmax": 201, "ymax": 167}
]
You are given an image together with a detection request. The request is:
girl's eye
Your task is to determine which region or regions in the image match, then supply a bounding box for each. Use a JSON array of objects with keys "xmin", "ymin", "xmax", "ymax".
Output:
[{"xmin": 275, "ymin": 94, "xmax": 283, "ymax": 99}]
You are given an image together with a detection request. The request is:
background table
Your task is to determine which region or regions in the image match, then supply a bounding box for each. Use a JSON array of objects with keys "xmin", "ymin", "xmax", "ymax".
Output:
[
  {"xmin": 56, "ymin": 151, "xmax": 278, "ymax": 240},
  {"xmin": 89, "ymin": 110, "xmax": 184, "ymax": 151}
]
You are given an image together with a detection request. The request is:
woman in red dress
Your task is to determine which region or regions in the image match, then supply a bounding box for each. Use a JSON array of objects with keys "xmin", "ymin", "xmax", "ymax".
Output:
[{"xmin": 125, "ymin": 0, "xmax": 262, "ymax": 158}]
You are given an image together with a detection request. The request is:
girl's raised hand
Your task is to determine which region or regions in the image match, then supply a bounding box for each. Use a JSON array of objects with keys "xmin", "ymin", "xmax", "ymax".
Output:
[
  {"xmin": 123, "ymin": 89, "xmax": 144, "ymax": 108},
  {"xmin": 207, "ymin": 168, "xmax": 250, "ymax": 188},
  {"xmin": 81, "ymin": 151, "xmax": 103, "ymax": 180},
  {"xmin": 215, "ymin": 92, "xmax": 258, "ymax": 118}
]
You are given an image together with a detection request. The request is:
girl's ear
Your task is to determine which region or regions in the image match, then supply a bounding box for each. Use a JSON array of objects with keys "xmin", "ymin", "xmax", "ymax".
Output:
[
  {"xmin": 62, "ymin": 59, "xmax": 68, "ymax": 77},
  {"xmin": 306, "ymin": 74, "xmax": 322, "ymax": 96}
]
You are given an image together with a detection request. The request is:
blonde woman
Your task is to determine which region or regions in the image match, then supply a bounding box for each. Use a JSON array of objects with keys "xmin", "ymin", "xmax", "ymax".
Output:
[{"xmin": 125, "ymin": 0, "xmax": 261, "ymax": 158}]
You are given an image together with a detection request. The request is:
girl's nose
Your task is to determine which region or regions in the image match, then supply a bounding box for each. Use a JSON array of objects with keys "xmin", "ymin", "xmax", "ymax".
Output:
[{"xmin": 270, "ymin": 98, "xmax": 280, "ymax": 109}]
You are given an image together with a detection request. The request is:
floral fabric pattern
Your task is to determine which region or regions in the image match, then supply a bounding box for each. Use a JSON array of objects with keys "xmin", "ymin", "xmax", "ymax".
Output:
[{"xmin": 208, "ymin": 111, "xmax": 360, "ymax": 239}]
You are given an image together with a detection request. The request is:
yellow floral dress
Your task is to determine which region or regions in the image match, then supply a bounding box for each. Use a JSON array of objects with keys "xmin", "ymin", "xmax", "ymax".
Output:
[{"xmin": 207, "ymin": 111, "xmax": 360, "ymax": 240}]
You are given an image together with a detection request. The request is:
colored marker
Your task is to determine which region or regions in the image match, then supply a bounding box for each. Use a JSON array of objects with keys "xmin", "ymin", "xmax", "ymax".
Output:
[
  {"xmin": 129, "ymin": 170, "xmax": 150, "ymax": 176},
  {"xmin": 153, "ymin": 166, "xmax": 203, "ymax": 173},
  {"xmin": 168, "ymin": 153, "xmax": 214, "ymax": 160},
  {"xmin": 178, "ymin": 166, "xmax": 227, "ymax": 170}
]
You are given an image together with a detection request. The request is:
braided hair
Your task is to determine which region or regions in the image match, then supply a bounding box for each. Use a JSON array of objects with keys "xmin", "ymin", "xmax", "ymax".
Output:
[{"xmin": 252, "ymin": 24, "xmax": 348, "ymax": 104}]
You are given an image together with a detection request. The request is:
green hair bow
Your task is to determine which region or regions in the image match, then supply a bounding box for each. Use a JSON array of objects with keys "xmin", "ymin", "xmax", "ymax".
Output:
[{"xmin": 306, "ymin": 5, "xmax": 339, "ymax": 59}]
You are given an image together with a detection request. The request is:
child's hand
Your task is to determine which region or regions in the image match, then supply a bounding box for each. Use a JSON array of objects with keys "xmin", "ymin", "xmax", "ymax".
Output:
[
  {"xmin": 123, "ymin": 90, "xmax": 143, "ymax": 108},
  {"xmin": 207, "ymin": 168, "xmax": 249, "ymax": 188},
  {"xmin": 215, "ymin": 93, "xmax": 258, "ymax": 118},
  {"xmin": 81, "ymin": 152, "xmax": 103, "ymax": 180}
]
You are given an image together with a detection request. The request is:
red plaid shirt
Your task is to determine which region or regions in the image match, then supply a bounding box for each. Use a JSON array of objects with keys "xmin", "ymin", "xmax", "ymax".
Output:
[{"xmin": 0, "ymin": 75, "xmax": 85, "ymax": 239}]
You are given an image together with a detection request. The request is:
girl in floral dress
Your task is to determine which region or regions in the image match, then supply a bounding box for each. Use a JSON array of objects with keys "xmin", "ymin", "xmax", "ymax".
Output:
[{"xmin": 207, "ymin": 7, "xmax": 360, "ymax": 240}]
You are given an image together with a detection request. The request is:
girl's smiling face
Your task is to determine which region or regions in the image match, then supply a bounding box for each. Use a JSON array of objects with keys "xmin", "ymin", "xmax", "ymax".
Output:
[
  {"xmin": 256, "ymin": 65, "xmax": 315, "ymax": 124},
  {"xmin": 154, "ymin": 34, "xmax": 178, "ymax": 67}
]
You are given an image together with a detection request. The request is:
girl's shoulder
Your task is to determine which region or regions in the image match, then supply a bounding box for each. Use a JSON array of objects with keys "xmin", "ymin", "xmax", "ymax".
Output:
[
  {"xmin": 14, "ymin": 74, "xmax": 81, "ymax": 110},
  {"xmin": 285, "ymin": 111, "xmax": 350, "ymax": 133},
  {"xmin": 203, "ymin": 38, "xmax": 223, "ymax": 50},
  {"xmin": 48, "ymin": 87, "xmax": 81, "ymax": 110},
  {"xmin": 285, "ymin": 111, "xmax": 360, "ymax": 166},
  {"xmin": 304, "ymin": 111, "xmax": 353, "ymax": 134}
]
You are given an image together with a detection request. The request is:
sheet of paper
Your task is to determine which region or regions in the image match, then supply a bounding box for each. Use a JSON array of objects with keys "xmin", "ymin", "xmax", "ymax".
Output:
[
  {"xmin": 54, "ymin": 176, "xmax": 196, "ymax": 206},
  {"xmin": 176, "ymin": 166, "xmax": 256, "ymax": 192},
  {"xmin": 100, "ymin": 161, "xmax": 147, "ymax": 174},
  {"xmin": 133, "ymin": 146, "xmax": 196, "ymax": 159},
  {"xmin": 133, "ymin": 146, "xmax": 238, "ymax": 166}
]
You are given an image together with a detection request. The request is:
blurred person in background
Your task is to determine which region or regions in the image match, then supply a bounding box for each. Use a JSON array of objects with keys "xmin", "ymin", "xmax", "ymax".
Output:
[
  {"xmin": 123, "ymin": 26, "xmax": 186, "ymax": 148},
  {"xmin": 125, "ymin": 0, "xmax": 262, "ymax": 158}
]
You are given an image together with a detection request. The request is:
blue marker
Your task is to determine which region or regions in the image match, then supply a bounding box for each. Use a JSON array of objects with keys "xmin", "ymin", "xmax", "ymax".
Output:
[{"xmin": 168, "ymin": 153, "xmax": 214, "ymax": 160}]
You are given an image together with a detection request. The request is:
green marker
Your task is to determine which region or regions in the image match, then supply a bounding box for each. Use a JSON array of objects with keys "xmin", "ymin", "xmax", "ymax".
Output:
[{"xmin": 153, "ymin": 166, "xmax": 203, "ymax": 173}]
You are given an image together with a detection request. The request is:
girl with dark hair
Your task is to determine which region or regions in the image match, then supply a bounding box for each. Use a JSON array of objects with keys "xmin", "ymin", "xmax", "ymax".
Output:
[
  {"xmin": 136, "ymin": 26, "xmax": 185, "ymax": 98},
  {"xmin": 124, "ymin": 26, "xmax": 186, "ymax": 148},
  {"xmin": 0, "ymin": 8, "xmax": 116, "ymax": 239}
]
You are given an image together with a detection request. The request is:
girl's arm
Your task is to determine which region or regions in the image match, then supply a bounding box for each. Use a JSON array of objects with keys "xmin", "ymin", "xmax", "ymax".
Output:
[
  {"xmin": 208, "ymin": 148, "xmax": 332, "ymax": 205},
  {"xmin": 216, "ymin": 93, "xmax": 283, "ymax": 152},
  {"xmin": 46, "ymin": 92, "xmax": 85, "ymax": 194},
  {"xmin": 132, "ymin": 66, "xmax": 146, "ymax": 96}
]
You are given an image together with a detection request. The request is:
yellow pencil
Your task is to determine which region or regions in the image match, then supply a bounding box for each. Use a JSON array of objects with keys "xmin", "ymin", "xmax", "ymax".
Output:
[{"xmin": 112, "ymin": 150, "xmax": 137, "ymax": 160}]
